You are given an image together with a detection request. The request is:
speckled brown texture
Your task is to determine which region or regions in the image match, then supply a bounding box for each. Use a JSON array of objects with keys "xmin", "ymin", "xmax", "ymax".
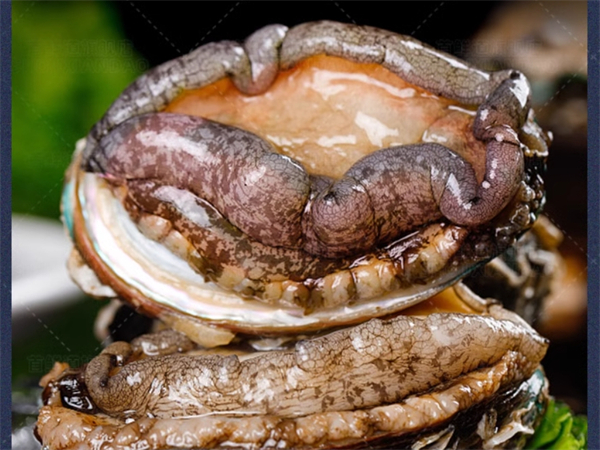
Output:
[
  {"xmin": 84, "ymin": 21, "xmax": 531, "ymax": 261},
  {"xmin": 66, "ymin": 20, "xmax": 549, "ymax": 320},
  {"xmin": 37, "ymin": 320, "xmax": 548, "ymax": 449},
  {"xmin": 79, "ymin": 307, "xmax": 547, "ymax": 420},
  {"xmin": 90, "ymin": 107, "xmax": 524, "ymax": 261}
]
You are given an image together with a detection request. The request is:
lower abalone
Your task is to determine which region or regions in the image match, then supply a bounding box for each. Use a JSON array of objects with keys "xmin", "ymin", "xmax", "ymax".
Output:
[{"xmin": 39, "ymin": 303, "xmax": 548, "ymax": 449}]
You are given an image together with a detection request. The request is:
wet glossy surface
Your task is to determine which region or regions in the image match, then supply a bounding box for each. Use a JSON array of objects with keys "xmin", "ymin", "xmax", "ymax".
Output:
[
  {"xmin": 165, "ymin": 55, "xmax": 484, "ymax": 179},
  {"xmin": 38, "ymin": 20, "xmax": 552, "ymax": 450}
]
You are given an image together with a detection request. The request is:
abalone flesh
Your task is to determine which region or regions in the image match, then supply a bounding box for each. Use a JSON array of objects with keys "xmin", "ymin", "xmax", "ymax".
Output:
[{"xmin": 37, "ymin": 21, "xmax": 552, "ymax": 450}]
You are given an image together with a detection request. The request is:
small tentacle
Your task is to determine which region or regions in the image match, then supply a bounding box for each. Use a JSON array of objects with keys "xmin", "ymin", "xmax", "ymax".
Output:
[
  {"xmin": 84, "ymin": 342, "xmax": 134, "ymax": 415},
  {"xmin": 437, "ymin": 127, "xmax": 524, "ymax": 226},
  {"xmin": 473, "ymin": 71, "xmax": 531, "ymax": 139},
  {"xmin": 232, "ymin": 24, "xmax": 288, "ymax": 95}
]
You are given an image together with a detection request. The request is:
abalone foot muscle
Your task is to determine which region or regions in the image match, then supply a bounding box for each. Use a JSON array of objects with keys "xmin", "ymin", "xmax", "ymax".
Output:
[{"xmin": 37, "ymin": 367, "xmax": 549, "ymax": 450}]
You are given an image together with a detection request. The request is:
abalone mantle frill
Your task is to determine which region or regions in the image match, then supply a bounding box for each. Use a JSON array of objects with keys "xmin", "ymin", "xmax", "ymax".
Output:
[{"xmin": 64, "ymin": 21, "xmax": 548, "ymax": 334}]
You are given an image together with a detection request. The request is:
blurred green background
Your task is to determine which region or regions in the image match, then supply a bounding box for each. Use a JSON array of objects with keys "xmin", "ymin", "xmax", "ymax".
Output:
[{"xmin": 12, "ymin": 1, "xmax": 146, "ymax": 220}]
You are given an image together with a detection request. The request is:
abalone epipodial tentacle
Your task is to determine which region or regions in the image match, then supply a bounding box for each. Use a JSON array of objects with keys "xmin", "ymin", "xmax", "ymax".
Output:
[{"xmin": 82, "ymin": 309, "xmax": 548, "ymax": 420}]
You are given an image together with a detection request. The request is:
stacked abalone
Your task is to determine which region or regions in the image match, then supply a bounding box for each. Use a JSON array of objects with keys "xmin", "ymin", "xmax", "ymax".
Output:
[{"xmin": 37, "ymin": 21, "xmax": 552, "ymax": 449}]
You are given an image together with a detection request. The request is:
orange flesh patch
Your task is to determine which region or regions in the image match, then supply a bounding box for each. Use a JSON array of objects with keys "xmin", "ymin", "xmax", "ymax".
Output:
[
  {"xmin": 165, "ymin": 55, "xmax": 485, "ymax": 180},
  {"xmin": 401, "ymin": 287, "xmax": 478, "ymax": 315}
]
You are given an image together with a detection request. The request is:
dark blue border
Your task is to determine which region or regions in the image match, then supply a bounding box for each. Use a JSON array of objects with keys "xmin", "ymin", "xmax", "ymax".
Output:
[
  {"xmin": 588, "ymin": 2, "xmax": 599, "ymax": 449},
  {"xmin": 0, "ymin": 3, "xmax": 598, "ymax": 450},
  {"xmin": 0, "ymin": 1, "xmax": 11, "ymax": 448}
]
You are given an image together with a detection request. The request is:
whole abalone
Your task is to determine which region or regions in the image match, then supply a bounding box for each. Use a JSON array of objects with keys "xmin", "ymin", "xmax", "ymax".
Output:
[{"xmin": 37, "ymin": 21, "xmax": 552, "ymax": 450}]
